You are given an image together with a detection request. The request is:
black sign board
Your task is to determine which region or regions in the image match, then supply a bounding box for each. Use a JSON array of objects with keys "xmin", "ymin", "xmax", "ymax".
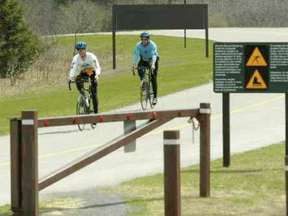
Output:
[
  {"xmin": 114, "ymin": 5, "xmax": 207, "ymax": 30},
  {"xmin": 214, "ymin": 43, "xmax": 288, "ymax": 93}
]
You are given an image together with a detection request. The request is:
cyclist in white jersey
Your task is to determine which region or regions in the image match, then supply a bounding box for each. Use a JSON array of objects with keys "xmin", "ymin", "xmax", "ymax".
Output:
[{"xmin": 69, "ymin": 41, "xmax": 101, "ymax": 113}]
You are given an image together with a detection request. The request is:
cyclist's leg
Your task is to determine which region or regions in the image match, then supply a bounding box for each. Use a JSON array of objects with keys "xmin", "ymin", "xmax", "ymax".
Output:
[
  {"xmin": 137, "ymin": 59, "xmax": 147, "ymax": 81},
  {"xmin": 152, "ymin": 57, "xmax": 159, "ymax": 99},
  {"xmin": 75, "ymin": 73, "xmax": 86, "ymax": 96},
  {"xmin": 90, "ymin": 72, "xmax": 98, "ymax": 114}
]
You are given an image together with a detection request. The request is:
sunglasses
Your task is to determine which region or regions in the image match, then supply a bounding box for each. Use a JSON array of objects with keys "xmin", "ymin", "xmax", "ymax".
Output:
[{"xmin": 141, "ymin": 38, "xmax": 148, "ymax": 41}]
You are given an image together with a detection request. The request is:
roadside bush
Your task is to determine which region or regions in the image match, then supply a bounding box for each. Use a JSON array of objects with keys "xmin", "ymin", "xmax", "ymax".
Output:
[
  {"xmin": 32, "ymin": 37, "xmax": 61, "ymax": 82},
  {"xmin": 0, "ymin": 0, "xmax": 41, "ymax": 83}
]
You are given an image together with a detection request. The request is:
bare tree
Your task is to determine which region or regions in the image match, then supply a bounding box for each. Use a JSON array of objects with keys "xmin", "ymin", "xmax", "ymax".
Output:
[{"xmin": 54, "ymin": 0, "xmax": 109, "ymax": 34}]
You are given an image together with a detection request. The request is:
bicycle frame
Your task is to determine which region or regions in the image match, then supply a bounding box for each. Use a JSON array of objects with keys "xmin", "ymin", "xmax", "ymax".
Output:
[
  {"xmin": 136, "ymin": 66, "xmax": 155, "ymax": 110},
  {"xmin": 69, "ymin": 78, "xmax": 95, "ymax": 130}
]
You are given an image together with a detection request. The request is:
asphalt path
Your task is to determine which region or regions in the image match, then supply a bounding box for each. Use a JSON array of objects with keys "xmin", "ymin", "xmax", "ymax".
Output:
[{"xmin": 0, "ymin": 28, "xmax": 287, "ymax": 208}]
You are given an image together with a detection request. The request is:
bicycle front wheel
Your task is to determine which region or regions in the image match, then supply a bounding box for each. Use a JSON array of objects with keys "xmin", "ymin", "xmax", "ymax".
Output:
[
  {"xmin": 140, "ymin": 81, "xmax": 148, "ymax": 110},
  {"xmin": 76, "ymin": 96, "xmax": 86, "ymax": 131}
]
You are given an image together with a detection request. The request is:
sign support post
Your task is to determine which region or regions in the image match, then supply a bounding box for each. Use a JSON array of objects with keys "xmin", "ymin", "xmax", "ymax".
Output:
[
  {"xmin": 214, "ymin": 42, "xmax": 288, "ymax": 166},
  {"xmin": 286, "ymin": 93, "xmax": 288, "ymax": 156},
  {"xmin": 223, "ymin": 93, "xmax": 230, "ymax": 167}
]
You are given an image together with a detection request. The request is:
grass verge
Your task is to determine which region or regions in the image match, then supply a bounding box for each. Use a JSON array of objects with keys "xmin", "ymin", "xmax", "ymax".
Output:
[
  {"xmin": 0, "ymin": 35, "xmax": 213, "ymax": 135},
  {"xmin": 103, "ymin": 143, "xmax": 286, "ymax": 216},
  {"xmin": 0, "ymin": 198, "xmax": 83, "ymax": 216}
]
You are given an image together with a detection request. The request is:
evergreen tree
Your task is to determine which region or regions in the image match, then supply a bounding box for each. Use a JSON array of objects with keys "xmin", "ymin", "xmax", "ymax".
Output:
[{"xmin": 0, "ymin": 0, "xmax": 41, "ymax": 80}]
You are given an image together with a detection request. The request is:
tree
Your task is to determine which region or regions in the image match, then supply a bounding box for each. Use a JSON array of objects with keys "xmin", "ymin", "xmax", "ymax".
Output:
[
  {"xmin": 0, "ymin": 0, "xmax": 41, "ymax": 82},
  {"xmin": 54, "ymin": 0, "xmax": 110, "ymax": 34},
  {"xmin": 21, "ymin": 0, "xmax": 56, "ymax": 35}
]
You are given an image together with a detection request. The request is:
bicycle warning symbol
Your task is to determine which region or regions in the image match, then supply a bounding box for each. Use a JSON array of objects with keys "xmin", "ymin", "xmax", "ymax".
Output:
[
  {"xmin": 246, "ymin": 47, "xmax": 268, "ymax": 67},
  {"xmin": 246, "ymin": 70, "xmax": 267, "ymax": 89}
]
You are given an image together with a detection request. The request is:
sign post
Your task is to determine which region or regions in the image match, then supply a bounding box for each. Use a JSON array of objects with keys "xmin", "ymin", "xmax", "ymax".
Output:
[
  {"xmin": 214, "ymin": 43, "xmax": 288, "ymax": 93},
  {"xmin": 214, "ymin": 42, "xmax": 288, "ymax": 167},
  {"xmin": 222, "ymin": 93, "xmax": 230, "ymax": 167}
]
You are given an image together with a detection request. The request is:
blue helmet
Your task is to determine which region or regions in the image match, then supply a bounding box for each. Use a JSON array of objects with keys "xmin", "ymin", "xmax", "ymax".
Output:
[
  {"xmin": 140, "ymin": 31, "xmax": 150, "ymax": 39},
  {"xmin": 75, "ymin": 41, "xmax": 87, "ymax": 50}
]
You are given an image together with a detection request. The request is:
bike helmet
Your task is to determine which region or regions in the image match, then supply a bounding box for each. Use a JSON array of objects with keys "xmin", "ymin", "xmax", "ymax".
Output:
[
  {"xmin": 75, "ymin": 41, "xmax": 87, "ymax": 50},
  {"xmin": 140, "ymin": 31, "xmax": 150, "ymax": 39}
]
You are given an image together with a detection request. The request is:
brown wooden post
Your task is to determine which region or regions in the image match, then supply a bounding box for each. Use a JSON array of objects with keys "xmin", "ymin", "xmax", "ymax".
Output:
[
  {"xmin": 10, "ymin": 118, "xmax": 22, "ymax": 215},
  {"xmin": 199, "ymin": 103, "xmax": 211, "ymax": 197},
  {"xmin": 164, "ymin": 130, "xmax": 181, "ymax": 216},
  {"xmin": 21, "ymin": 111, "xmax": 39, "ymax": 216},
  {"xmin": 285, "ymin": 156, "xmax": 288, "ymax": 216}
]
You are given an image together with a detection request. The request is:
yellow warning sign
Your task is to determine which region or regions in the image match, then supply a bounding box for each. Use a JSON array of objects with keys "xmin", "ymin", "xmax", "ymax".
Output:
[
  {"xmin": 246, "ymin": 47, "xmax": 268, "ymax": 66},
  {"xmin": 246, "ymin": 70, "xmax": 267, "ymax": 89}
]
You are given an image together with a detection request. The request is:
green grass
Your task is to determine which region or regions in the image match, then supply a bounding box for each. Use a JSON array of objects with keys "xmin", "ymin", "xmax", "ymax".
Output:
[
  {"xmin": 104, "ymin": 143, "xmax": 286, "ymax": 216},
  {"xmin": 0, "ymin": 205, "xmax": 11, "ymax": 215},
  {"xmin": 0, "ymin": 35, "xmax": 213, "ymax": 135}
]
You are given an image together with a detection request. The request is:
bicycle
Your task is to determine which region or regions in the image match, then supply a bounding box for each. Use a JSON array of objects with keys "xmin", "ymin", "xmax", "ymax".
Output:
[
  {"xmin": 69, "ymin": 77, "xmax": 96, "ymax": 131},
  {"xmin": 133, "ymin": 66, "xmax": 155, "ymax": 110}
]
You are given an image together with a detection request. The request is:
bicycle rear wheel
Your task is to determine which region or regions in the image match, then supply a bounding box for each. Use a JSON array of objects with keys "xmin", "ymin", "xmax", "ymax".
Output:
[
  {"xmin": 140, "ymin": 80, "xmax": 148, "ymax": 110},
  {"xmin": 88, "ymin": 97, "xmax": 96, "ymax": 129},
  {"xmin": 148, "ymin": 80, "xmax": 155, "ymax": 108},
  {"xmin": 76, "ymin": 96, "xmax": 86, "ymax": 131}
]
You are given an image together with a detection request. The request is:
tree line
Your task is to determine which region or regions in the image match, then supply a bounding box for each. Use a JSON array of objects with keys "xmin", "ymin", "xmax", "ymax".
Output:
[
  {"xmin": 21, "ymin": 0, "xmax": 288, "ymax": 35},
  {"xmin": 1, "ymin": 0, "xmax": 287, "ymax": 80}
]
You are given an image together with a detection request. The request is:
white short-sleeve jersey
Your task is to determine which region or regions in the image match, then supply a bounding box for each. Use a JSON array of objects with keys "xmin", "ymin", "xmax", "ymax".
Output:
[{"xmin": 69, "ymin": 52, "xmax": 101, "ymax": 78}]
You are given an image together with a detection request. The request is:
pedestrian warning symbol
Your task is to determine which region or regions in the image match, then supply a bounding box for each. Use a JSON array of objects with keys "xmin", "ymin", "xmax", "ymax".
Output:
[
  {"xmin": 246, "ymin": 47, "xmax": 268, "ymax": 67},
  {"xmin": 246, "ymin": 70, "xmax": 267, "ymax": 89}
]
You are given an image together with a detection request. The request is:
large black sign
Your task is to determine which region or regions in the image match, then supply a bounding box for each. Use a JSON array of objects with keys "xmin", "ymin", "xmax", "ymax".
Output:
[
  {"xmin": 113, "ymin": 5, "xmax": 207, "ymax": 30},
  {"xmin": 214, "ymin": 43, "xmax": 288, "ymax": 93}
]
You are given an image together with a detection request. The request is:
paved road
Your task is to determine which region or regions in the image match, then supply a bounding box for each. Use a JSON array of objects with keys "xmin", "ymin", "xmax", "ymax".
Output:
[
  {"xmin": 0, "ymin": 28, "xmax": 287, "ymax": 208},
  {"xmin": 120, "ymin": 28, "xmax": 288, "ymax": 42}
]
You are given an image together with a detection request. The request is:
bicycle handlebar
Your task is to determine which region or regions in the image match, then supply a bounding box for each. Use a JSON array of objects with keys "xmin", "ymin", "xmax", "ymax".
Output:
[
  {"xmin": 68, "ymin": 77, "xmax": 91, "ymax": 91},
  {"xmin": 135, "ymin": 66, "xmax": 151, "ymax": 70},
  {"xmin": 132, "ymin": 66, "xmax": 153, "ymax": 76},
  {"xmin": 68, "ymin": 80, "xmax": 73, "ymax": 91}
]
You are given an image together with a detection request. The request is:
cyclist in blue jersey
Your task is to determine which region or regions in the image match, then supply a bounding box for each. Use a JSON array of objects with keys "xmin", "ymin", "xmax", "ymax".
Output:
[{"xmin": 131, "ymin": 31, "xmax": 159, "ymax": 105}]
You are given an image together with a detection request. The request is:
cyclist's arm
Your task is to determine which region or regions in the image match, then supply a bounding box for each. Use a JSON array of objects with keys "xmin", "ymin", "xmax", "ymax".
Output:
[
  {"xmin": 91, "ymin": 54, "xmax": 101, "ymax": 77},
  {"xmin": 69, "ymin": 55, "xmax": 78, "ymax": 79},
  {"xmin": 132, "ymin": 44, "xmax": 141, "ymax": 67},
  {"xmin": 151, "ymin": 43, "xmax": 158, "ymax": 64},
  {"xmin": 150, "ymin": 43, "xmax": 158, "ymax": 69},
  {"xmin": 150, "ymin": 60, "xmax": 156, "ymax": 70}
]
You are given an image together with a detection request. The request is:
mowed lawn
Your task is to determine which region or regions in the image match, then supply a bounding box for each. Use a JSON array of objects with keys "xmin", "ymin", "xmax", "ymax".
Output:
[
  {"xmin": 0, "ymin": 35, "xmax": 213, "ymax": 135},
  {"xmin": 104, "ymin": 143, "xmax": 285, "ymax": 216}
]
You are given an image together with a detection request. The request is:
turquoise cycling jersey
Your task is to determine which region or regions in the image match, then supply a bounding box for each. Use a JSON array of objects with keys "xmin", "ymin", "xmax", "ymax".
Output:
[{"xmin": 132, "ymin": 40, "xmax": 158, "ymax": 66}]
